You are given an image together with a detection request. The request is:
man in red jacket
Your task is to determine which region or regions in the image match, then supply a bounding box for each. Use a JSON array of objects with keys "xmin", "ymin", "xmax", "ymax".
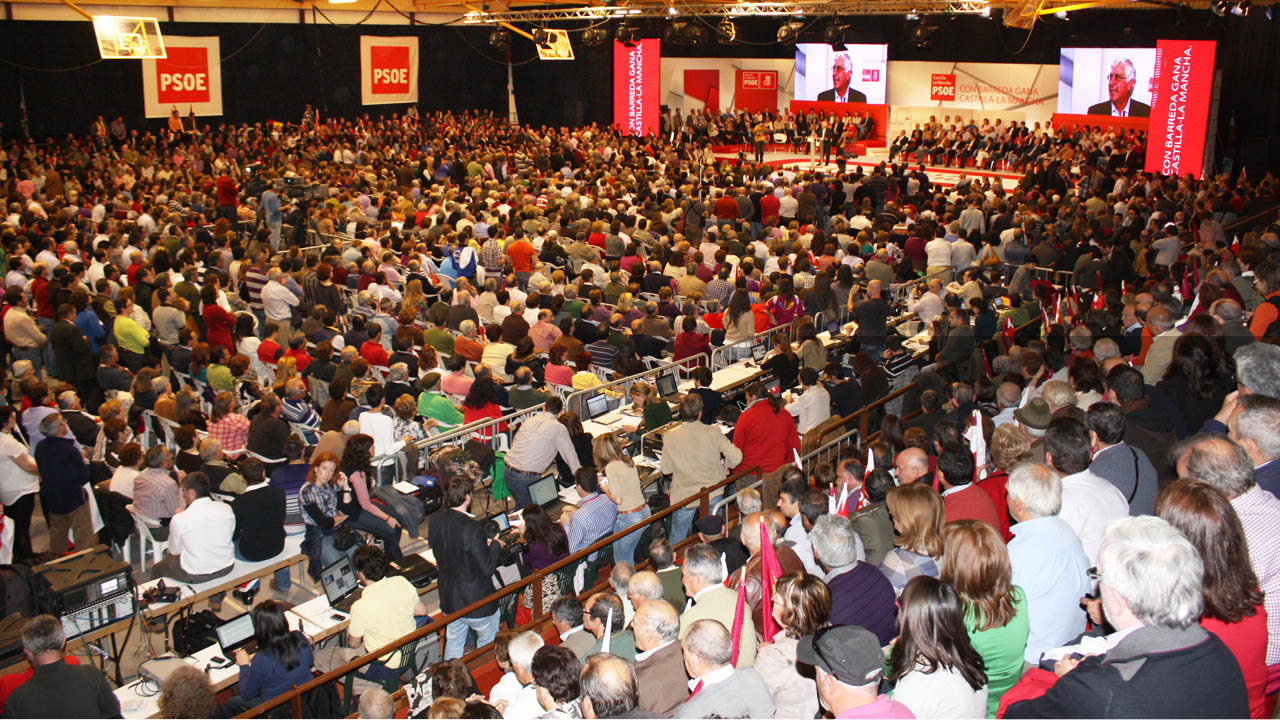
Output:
[
  {"xmin": 937, "ymin": 441, "xmax": 1001, "ymax": 529},
  {"xmin": 215, "ymin": 170, "xmax": 238, "ymax": 223},
  {"xmin": 733, "ymin": 382, "xmax": 800, "ymax": 507}
]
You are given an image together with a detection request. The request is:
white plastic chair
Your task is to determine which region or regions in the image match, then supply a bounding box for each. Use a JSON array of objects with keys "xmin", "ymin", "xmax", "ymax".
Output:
[{"xmin": 125, "ymin": 504, "xmax": 168, "ymax": 573}]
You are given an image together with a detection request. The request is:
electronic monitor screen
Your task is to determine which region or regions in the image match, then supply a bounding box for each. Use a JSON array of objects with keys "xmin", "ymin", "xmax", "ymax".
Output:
[
  {"xmin": 1057, "ymin": 47, "xmax": 1158, "ymax": 116},
  {"xmin": 752, "ymin": 343, "xmax": 767, "ymax": 362},
  {"xmin": 656, "ymin": 373, "xmax": 678, "ymax": 398},
  {"xmin": 794, "ymin": 43, "xmax": 888, "ymax": 104},
  {"xmin": 529, "ymin": 476, "xmax": 559, "ymax": 507},
  {"xmin": 321, "ymin": 556, "xmax": 358, "ymax": 605},
  {"xmin": 585, "ymin": 393, "xmax": 610, "ymax": 420},
  {"xmin": 215, "ymin": 612, "xmax": 254, "ymax": 650}
]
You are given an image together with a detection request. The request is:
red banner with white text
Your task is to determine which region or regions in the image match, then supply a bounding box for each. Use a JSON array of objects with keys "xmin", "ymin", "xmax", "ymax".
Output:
[
  {"xmin": 614, "ymin": 40, "xmax": 660, "ymax": 137},
  {"xmin": 1144, "ymin": 39, "xmax": 1216, "ymax": 177},
  {"xmin": 735, "ymin": 69, "xmax": 778, "ymax": 112},
  {"xmin": 360, "ymin": 36, "xmax": 419, "ymax": 106}
]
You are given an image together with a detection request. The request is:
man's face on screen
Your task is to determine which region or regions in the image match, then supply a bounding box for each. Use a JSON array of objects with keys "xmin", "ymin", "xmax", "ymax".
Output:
[
  {"xmin": 832, "ymin": 56, "xmax": 852, "ymax": 95},
  {"xmin": 1107, "ymin": 62, "xmax": 1135, "ymax": 107}
]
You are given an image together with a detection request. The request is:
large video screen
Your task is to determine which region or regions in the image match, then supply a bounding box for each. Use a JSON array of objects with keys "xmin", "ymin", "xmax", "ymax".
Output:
[
  {"xmin": 1057, "ymin": 47, "xmax": 1158, "ymax": 117},
  {"xmin": 794, "ymin": 44, "xmax": 887, "ymax": 104}
]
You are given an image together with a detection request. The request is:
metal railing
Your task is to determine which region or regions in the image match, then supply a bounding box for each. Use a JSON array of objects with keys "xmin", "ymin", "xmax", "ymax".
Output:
[
  {"xmin": 236, "ymin": 464, "xmax": 764, "ymax": 718},
  {"xmin": 710, "ymin": 319, "xmax": 799, "ymax": 370}
]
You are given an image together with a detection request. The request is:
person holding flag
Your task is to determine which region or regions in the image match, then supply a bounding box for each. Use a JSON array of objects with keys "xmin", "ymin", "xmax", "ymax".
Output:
[
  {"xmin": 672, "ymin": 619, "xmax": 775, "ymax": 719},
  {"xmin": 727, "ymin": 513, "xmax": 805, "ymax": 645}
]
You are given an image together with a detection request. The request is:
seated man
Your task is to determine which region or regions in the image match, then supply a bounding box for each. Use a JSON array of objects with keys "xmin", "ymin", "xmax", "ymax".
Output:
[
  {"xmin": 549, "ymin": 596, "xmax": 595, "ymax": 659},
  {"xmin": 679, "ymin": 543, "xmax": 755, "ymax": 667},
  {"xmin": 133, "ymin": 445, "xmax": 185, "ymax": 537},
  {"xmin": 1004, "ymin": 516, "xmax": 1248, "ymax": 718},
  {"xmin": 580, "ymin": 654, "xmax": 641, "ymax": 720},
  {"xmin": 246, "ymin": 394, "xmax": 292, "ymax": 460},
  {"xmin": 531, "ymin": 646, "xmax": 583, "ymax": 718},
  {"xmin": 230, "ymin": 458, "xmax": 292, "ymax": 593},
  {"xmin": 672, "ymin": 619, "xmax": 774, "ymax": 719},
  {"xmin": 583, "ymin": 592, "xmax": 635, "ymax": 660},
  {"xmin": 152, "ymin": 472, "xmax": 236, "ymax": 610},
  {"xmin": 810, "ymin": 514, "xmax": 897, "ymax": 645},
  {"xmin": 3, "ymin": 615, "xmax": 119, "ymax": 718},
  {"xmin": 798, "ymin": 624, "xmax": 912, "ymax": 719},
  {"xmin": 199, "ymin": 437, "xmax": 246, "ymax": 495},
  {"xmin": 315, "ymin": 545, "xmax": 429, "ymax": 695},
  {"xmin": 727, "ymin": 512, "xmax": 806, "ymax": 636},
  {"xmin": 632, "ymin": 597, "xmax": 689, "ymax": 715}
]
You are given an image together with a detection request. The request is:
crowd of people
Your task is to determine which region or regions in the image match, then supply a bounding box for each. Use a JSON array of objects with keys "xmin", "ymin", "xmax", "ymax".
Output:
[{"xmin": 0, "ymin": 102, "xmax": 1276, "ymax": 719}]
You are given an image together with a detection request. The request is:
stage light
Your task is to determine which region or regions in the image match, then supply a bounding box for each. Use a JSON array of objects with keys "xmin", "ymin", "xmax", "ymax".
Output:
[
  {"xmin": 1231, "ymin": 0, "xmax": 1251, "ymax": 15},
  {"xmin": 907, "ymin": 21, "xmax": 937, "ymax": 46},
  {"xmin": 1054, "ymin": 10, "xmax": 1068, "ymax": 19},
  {"xmin": 905, "ymin": 12, "xmax": 920, "ymax": 19},
  {"xmin": 532, "ymin": 28, "xmax": 552, "ymax": 45},
  {"xmin": 822, "ymin": 22, "xmax": 848, "ymax": 49},
  {"xmin": 683, "ymin": 23, "xmax": 707, "ymax": 44},
  {"xmin": 582, "ymin": 27, "xmax": 610, "ymax": 45},
  {"xmin": 777, "ymin": 20, "xmax": 804, "ymax": 43},
  {"xmin": 667, "ymin": 5, "xmax": 679, "ymax": 15},
  {"xmin": 616, "ymin": 22, "xmax": 638, "ymax": 46},
  {"xmin": 1210, "ymin": 0, "xmax": 1230, "ymax": 15},
  {"xmin": 717, "ymin": 18, "xmax": 737, "ymax": 43},
  {"xmin": 488, "ymin": 29, "xmax": 511, "ymax": 49}
]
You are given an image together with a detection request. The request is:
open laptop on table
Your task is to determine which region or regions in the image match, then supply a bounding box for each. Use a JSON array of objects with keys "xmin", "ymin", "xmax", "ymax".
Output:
[
  {"xmin": 321, "ymin": 555, "xmax": 363, "ymax": 614},
  {"xmin": 215, "ymin": 612, "xmax": 258, "ymax": 656},
  {"xmin": 528, "ymin": 475, "xmax": 561, "ymax": 508},
  {"xmin": 655, "ymin": 372, "xmax": 679, "ymax": 400},
  {"xmin": 751, "ymin": 342, "xmax": 767, "ymax": 363},
  {"xmin": 584, "ymin": 393, "xmax": 612, "ymax": 422}
]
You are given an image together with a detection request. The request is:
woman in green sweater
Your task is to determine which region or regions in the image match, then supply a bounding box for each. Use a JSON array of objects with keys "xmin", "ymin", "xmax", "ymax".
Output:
[
  {"xmin": 941, "ymin": 519, "xmax": 1030, "ymax": 718},
  {"xmin": 621, "ymin": 380, "xmax": 673, "ymax": 438}
]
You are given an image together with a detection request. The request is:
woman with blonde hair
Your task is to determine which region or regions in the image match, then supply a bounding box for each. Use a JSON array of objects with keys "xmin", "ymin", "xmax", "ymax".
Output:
[
  {"xmin": 593, "ymin": 432, "xmax": 648, "ymax": 565},
  {"xmin": 271, "ymin": 356, "xmax": 299, "ymax": 396},
  {"xmin": 977, "ymin": 424, "xmax": 1031, "ymax": 541},
  {"xmin": 756, "ymin": 572, "xmax": 831, "ymax": 719},
  {"xmin": 879, "ymin": 483, "xmax": 945, "ymax": 596},
  {"xmin": 616, "ymin": 292, "xmax": 643, "ymax": 324},
  {"xmin": 940, "ymin": 519, "xmax": 1029, "ymax": 717},
  {"xmin": 621, "ymin": 380, "xmax": 673, "ymax": 438}
]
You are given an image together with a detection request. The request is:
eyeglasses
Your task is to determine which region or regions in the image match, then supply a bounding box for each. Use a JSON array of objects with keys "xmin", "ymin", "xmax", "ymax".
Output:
[{"xmin": 1086, "ymin": 566, "xmax": 1101, "ymax": 582}]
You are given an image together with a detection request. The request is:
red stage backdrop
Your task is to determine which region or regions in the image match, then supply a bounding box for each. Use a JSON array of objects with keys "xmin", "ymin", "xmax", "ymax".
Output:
[
  {"xmin": 788, "ymin": 101, "xmax": 889, "ymax": 147},
  {"xmin": 683, "ymin": 69, "xmax": 720, "ymax": 113},
  {"xmin": 614, "ymin": 39, "xmax": 661, "ymax": 137},
  {"xmin": 1144, "ymin": 39, "xmax": 1217, "ymax": 177},
  {"xmin": 735, "ymin": 69, "xmax": 778, "ymax": 112}
]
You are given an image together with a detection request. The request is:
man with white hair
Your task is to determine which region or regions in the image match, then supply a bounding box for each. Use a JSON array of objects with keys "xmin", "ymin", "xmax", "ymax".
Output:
[
  {"xmin": 281, "ymin": 378, "xmax": 320, "ymax": 444},
  {"xmin": 678, "ymin": 543, "xmax": 755, "ymax": 667},
  {"xmin": 673, "ymin": 619, "xmax": 774, "ymax": 719},
  {"xmin": 1005, "ymin": 463, "xmax": 1091, "ymax": 664},
  {"xmin": 1004, "ymin": 517, "xmax": 1246, "ymax": 718},
  {"xmin": 261, "ymin": 267, "xmax": 300, "ymax": 336},
  {"xmin": 489, "ymin": 630, "xmax": 545, "ymax": 719},
  {"xmin": 992, "ymin": 382, "xmax": 1023, "ymax": 427},
  {"xmin": 810, "ymin": 514, "xmax": 896, "ymax": 645},
  {"xmin": 632, "ymin": 598, "xmax": 689, "ymax": 715}
]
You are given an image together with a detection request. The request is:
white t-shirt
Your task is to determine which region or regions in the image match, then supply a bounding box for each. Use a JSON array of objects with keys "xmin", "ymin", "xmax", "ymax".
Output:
[
  {"xmin": 892, "ymin": 665, "xmax": 988, "ymax": 719},
  {"xmin": 109, "ymin": 466, "xmax": 140, "ymax": 500},
  {"xmin": 0, "ymin": 434, "xmax": 38, "ymax": 507}
]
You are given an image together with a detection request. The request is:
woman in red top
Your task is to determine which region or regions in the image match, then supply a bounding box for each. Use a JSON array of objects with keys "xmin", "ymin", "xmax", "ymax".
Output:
[
  {"xmin": 200, "ymin": 285, "xmax": 235, "ymax": 354},
  {"xmin": 672, "ymin": 317, "xmax": 711, "ymax": 367},
  {"xmin": 1156, "ymin": 480, "xmax": 1269, "ymax": 718},
  {"xmin": 461, "ymin": 376, "xmax": 506, "ymax": 440},
  {"xmin": 733, "ymin": 381, "xmax": 800, "ymax": 507},
  {"xmin": 765, "ymin": 276, "xmax": 800, "ymax": 327}
]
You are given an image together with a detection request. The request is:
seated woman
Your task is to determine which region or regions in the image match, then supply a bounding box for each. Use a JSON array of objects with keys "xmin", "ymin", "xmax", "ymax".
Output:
[
  {"xmin": 340, "ymin": 434, "xmax": 405, "ymax": 560},
  {"xmin": 299, "ymin": 451, "xmax": 359, "ymax": 583},
  {"xmin": 761, "ymin": 332, "xmax": 800, "ymax": 389},
  {"xmin": 621, "ymin": 380, "xmax": 673, "ymax": 438},
  {"xmin": 544, "ymin": 345, "xmax": 573, "ymax": 387},
  {"xmin": 225, "ymin": 600, "xmax": 315, "ymax": 716},
  {"xmin": 506, "ymin": 337, "xmax": 546, "ymax": 385},
  {"xmin": 517, "ymin": 504, "xmax": 571, "ymax": 622}
]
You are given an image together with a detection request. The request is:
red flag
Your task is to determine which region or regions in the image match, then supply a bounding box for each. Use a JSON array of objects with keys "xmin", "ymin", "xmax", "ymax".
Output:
[
  {"xmin": 729, "ymin": 567, "xmax": 747, "ymax": 667},
  {"xmin": 982, "ymin": 347, "xmax": 993, "ymax": 376},
  {"xmin": 1096, "ymin": 271, "xmax": 1103, "ymax": 291},
  {"xmin": 1232, "ymin": 236, "xmax": 1240, "ymax": 254},
  {"xmin": 1092, "ymin": 291, "xmax": 1106, "ymax": 310},
  {"xmin": 1040, "ymin": 304, "xmax": 1050, "ymax": 338},
  {"xmin": 1002, "ymin": 316, "xmax": 1015, "ymax": 347},
  {"xmin": 1180, "ymin": 265, "xmax": 1192, "ymax": 299},
  {"xmin": 758, "ymin": 519, "xmax": 783, "ymax": 644}
]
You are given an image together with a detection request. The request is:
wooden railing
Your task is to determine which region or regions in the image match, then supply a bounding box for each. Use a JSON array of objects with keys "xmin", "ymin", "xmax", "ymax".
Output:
[{"xmin": 236, "ymin": 464, "xmax": 764, "ymax": 718}]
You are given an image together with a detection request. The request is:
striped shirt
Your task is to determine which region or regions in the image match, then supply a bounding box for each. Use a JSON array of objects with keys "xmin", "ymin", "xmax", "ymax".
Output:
[
  {"xmin": 244, "ymin": 267, "xmax": 268, "ymax": 310},
  {"xmin": 1231, "ymin": 486, "xmax": 1280, "ymax": 663},
  {"xmin": 567, "ymin": 492, "xmax": 618, "ymax": 557}
]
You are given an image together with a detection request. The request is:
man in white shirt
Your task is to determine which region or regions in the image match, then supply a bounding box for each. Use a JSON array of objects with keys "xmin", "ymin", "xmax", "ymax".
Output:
[
  {"xmin": 1044, "ymin": 416, "xmax": 1128, "ymax": 564},
  {"xmin": 777, "ymin": 478, "xmax": 821, "ymax": 575},
  {"xmin": 924, "ymin": 231, "xmax": 953, "ymax": 283},
  {"xmin": 358, "ymin": 385, "xmax": 407, "ymax": 461},
  {"xmin": 786, "ymin": 368, "xmax": 832, "ymax": 435},
  {"xmin": 490, "ymin": 631, "xmax": 545, "ymax": 720},
  {"xmin": 260, "ymin": 267, "xmax": 300, "ymax": 336},
  {"xmin": 152, "ymin": 471, "xmax": 236, "ymax": 584},
  {"xmin": 906, "ymin": 278, "xmax": 945, "ymax": 325}
]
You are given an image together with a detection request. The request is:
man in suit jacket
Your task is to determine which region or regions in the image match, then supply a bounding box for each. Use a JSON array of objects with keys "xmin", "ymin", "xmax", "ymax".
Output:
[
  {"xmin": 816, "ymin": 52, "xmax": 867, "ymax": 103},
  {"xmin": 1087, "ymin": 59, "xmax": 1151, "ymax": 116},
  {"xmin": 937, "ymin": 309, "xmax": 975, "ymax": 376},
  {"xmin": 633, "ymin": 599, "xmax": 690, "ymax": 716},
  {"xmin": 649, "ymin": 538, "xmax": 687, "ymax": 610},
  {"xmin": 1139, "ymin": 307, "xmax": 1181, "ymax": 384},
  {"xmin": 427, "ymin": 473, "xmax": 504, "ymax": 660},
  {"xmin": 49, "ymin": 303, "xmax": 95, "ymax": 406},
  {"xmin": 550, "ymin": 596, "xmax": 597, "ymax": 659},
  {"xmin": 584, "ymin": 592, "xmax": 637, "ymax": 661},
  {"xmin": 678, "ymin": 543, "xmax": 756, "ymax": 667},
  {"xmin": 1087, "ymin": 403, "xmax": 1159, "ymax": 516},
  {"xmin": 673, "ymin": 619, "xmax": 775, "ymax": 719}
]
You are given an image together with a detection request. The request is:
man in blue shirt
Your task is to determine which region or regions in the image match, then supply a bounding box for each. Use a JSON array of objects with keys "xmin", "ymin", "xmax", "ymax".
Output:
[
  {"xmin": 1006, "ymin": 462, "xmax": 1092, "ymax": 664},
  {"xmin": 563, "ymin": 467, "xmax": 617, "ymax": 561},
  {"xmin": 261, "ymin": 185, "xmax": 282, "ymax": 251}
]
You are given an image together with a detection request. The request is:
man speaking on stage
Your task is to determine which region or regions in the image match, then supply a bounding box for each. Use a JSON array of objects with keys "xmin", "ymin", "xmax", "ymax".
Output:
[{"xmin": 817, "ymin": 53, "xmax": 867, "ymax": 103}]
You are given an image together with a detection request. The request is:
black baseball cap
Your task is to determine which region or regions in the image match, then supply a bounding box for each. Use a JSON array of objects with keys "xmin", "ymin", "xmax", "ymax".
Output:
[{"xmin": 796, "ymin": 625, "xmax": 885, "ymax": 687}]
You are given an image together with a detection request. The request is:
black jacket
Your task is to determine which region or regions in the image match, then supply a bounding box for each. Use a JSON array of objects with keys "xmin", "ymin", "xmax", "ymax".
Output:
[
  {"xmin": 1005, "ymin": 625, "xmax": 1246, "ymax": 718},
  {"xmin": 247, "ymin": 413, "xmax": 291, "ymax": 459},
  {"xmin": 231, "ymin": 483, "xmax": 286, "ymax": 561},
  {"xmin": 3, "ymin": 658, "xmax": 121, "ymax": 718},
  {"xmin": 51, "ymin": 320, "xmax": 94, "ymax": 383},
  {"xmin": 427, "ymin": 508, "xmax": 502, "ymax": 618}
]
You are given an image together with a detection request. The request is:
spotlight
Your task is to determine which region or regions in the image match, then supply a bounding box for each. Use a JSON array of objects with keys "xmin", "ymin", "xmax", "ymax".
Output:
[
  {"xmin": 683, "ymin": 23, "xmax": 707, "ymax": 44},
  {"xmin": 1231, "ymin": 0, "xmax": 1251, "ymax": 15},
  {"xmin": 532, "ymin": 28, "xmax": 552, "ymax": 45},
  {"xmin": 616, "ymin": 22, "xmax": 638, "ymax": 46},
  {"xmin": 1054, "ymin": 10, "xmax": 1068, "ymax": 18},
  {"xmin": 822, "ymin": 22, "xmax": 847, "ymax": 49},
  {"xmin": 488, "ymin": 29, "xmax": 511, "ymax": 49},
  {"xmin": 1210, "ymin": 0, "xmax": 1230, "ymax": 15},
  {"xmin": 905, "ymin": 12, "xmax": 920, "ymax": 19},
  {"xmin": 667, "ymin": 5, "xmax": 679, "ymax": 15},
  {"xmin": 582, "ymin": 27, "xmax": 610, "ymax": 45},
  {"xmin": 907, "ymin": 22, "xmax": 937, "ymax": 46},
  {"xmin": 777, "ymin": 20, "xmax": 804, "ymax": 43},
  {"xmin": 717, "ymin": 18, "xmax": 737, "ymax": 43}
]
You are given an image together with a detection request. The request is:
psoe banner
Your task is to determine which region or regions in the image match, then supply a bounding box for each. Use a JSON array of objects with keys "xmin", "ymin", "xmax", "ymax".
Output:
[
  {"xmin": 1144, "ymin": 39, "xmax": 1216, "ymax": 178},
  {"xmin": 360, "ymin": 36, "xmax": 419, "ymax": 106},
  {"xmin": 613, "ymin": 39, "xmax": 660, "ymax": 137},
  {"xmin": 141, "ymin": 36, "xmax": 222, "ymax": 118}
]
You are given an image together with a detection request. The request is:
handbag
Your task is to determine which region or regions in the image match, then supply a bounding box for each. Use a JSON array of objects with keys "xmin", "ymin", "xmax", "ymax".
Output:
[{"xmin": 331, "ymin": 524, "xmax": 359, "ymax": 551}]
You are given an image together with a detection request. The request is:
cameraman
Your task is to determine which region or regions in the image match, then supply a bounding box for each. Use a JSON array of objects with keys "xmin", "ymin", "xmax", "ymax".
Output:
[{"xmin": 428, "ymin": 471, "xmax": 505, "ymax": 660}]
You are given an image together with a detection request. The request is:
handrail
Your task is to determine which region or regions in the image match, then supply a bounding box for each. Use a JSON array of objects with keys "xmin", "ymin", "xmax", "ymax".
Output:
[
  {"xmin": 710, "ymin": 318, "xmax": 799, "ymax": 370},
  {"xmin": 237, "ymin": 464, "xmax": 765, "ymax": 718},
  {"xmin": 1223, "ymin": 201, "xmax": 1280, "ymax": 234}
]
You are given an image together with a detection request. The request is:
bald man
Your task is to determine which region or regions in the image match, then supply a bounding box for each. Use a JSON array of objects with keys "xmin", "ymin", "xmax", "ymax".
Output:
[
  {"xmin": 894, "ymin": 447, "xmax": 931, "ymax": 486},
  {"xmin": 632, "ymin": 599, "xmax": 690, "ymax": 715}
]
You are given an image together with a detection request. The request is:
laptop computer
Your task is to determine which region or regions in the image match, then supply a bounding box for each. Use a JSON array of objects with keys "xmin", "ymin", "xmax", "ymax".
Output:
[
  {"xmin": 388, "ymin": 554, "xmax": 438, "ymax": 589},
  {"xmin": 751, "ymin": 343, "xmax": 767, "ymax": 362},
  {"xmin": 321, "ymin": 555, "xmax": 363, "ymax": 614},
  {"xmin": 655, "ymin": 373, "xmax": 678, "ymax": 399},
  {"xmin": 215, "ymin": 612, "xmax": 258, "ymax": 656},
  {"xmin": 528, "ymin": 476, "xmax": 560, "ymax": 508},
  {"xmin": 584, "ymin": 393, "xmax": 611, "ymax": 421}
]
